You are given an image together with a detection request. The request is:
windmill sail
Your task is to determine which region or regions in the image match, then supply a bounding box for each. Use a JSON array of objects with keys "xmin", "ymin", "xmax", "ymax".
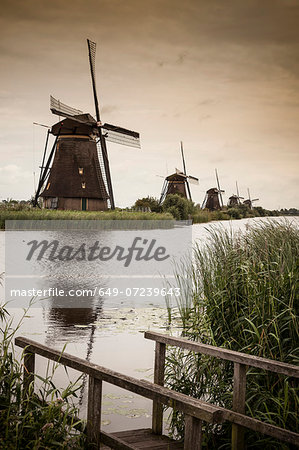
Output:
[
  {"xmin": 50, "ymin": 95, "xmax": 83, "ymax": 118},
  {"xmin": 188, "ymin": 175, "xmax": 199, "ymax": 185},
  {"xmin": 215, "ymin": 169, "xmax": 224, "ymax": 207},
  {"xmin": 102, "ymin": 123, "xmax": 140, "ymax": 148},
  {"xmin": 87, "ymin": 39, "xmax": 101, "ymax": 122}
]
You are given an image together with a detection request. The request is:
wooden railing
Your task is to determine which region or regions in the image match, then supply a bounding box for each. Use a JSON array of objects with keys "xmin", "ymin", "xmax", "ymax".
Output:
[
  {"xmin": 145, "ymin": 331, "xmax": 299, "ymax": 450},
  {"xmin": 15, "ymin": 336, "xmax": 223, "ymax": 450}
]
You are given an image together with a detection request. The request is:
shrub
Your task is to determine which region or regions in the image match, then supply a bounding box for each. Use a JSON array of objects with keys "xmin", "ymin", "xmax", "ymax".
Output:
[
  {"xmin": 162, "ymin": 194, "xmax": 195, "ymax": 220},
  {"xmin": 227, "ymin": 207, "xmax": 241, "ymax": 219},
  {"xmin": 133, "ymin": 196, "xmax": 162, "ymax": 213}
]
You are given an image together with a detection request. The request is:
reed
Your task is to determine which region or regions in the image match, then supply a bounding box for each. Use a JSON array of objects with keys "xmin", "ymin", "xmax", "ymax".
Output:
[
  {"xmin": 165, "ymin": 220, "xmax": 299, "ymax": 448},
  {"xmin": 0, "ymin": 301, "xmax": 85, "ymax": 449}
]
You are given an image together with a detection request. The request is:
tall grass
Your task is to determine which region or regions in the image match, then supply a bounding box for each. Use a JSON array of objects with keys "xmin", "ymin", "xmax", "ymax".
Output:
[
  {"xmin": 0, "ymin": 301, "xmax": 85, "ymax": 449},
  {"xmin": 165, "ymin": 220, "xmax": 299, "ymax": 448},
  {"xmin": 0, "ymin": 209, "xmax": 173, "ymax": 229}
]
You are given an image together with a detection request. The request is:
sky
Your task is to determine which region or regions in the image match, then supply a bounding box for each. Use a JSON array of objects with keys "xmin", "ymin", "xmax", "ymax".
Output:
[{"xmin": 0, "ymin": 0, "xmax": 299, "ymax": 209}]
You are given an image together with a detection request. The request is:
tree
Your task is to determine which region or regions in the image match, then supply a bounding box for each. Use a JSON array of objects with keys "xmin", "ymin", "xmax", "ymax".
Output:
[
  {"xmin": 133, "ymin": 196, "xmax": 162, "ymax": 212},
  {"xmin": 162, "ymin": 194, "xmax": 195, "ymax": 220}
]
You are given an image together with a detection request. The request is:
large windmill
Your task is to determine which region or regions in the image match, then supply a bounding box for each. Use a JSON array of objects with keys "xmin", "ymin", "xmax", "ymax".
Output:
[
  {"xmin": 33, "ymin": 39, "xmax": 140, "ymax": 211},
  {"xmin": 202, "ymin": 169, "xmax": 225, "ymax": 211},
  {"xmin": 159, "ymin": 142, "xmax": 199, "ymax": 204},
  {"xmin": 228, "ymin": 181, "xmax": 244, "ymax": 208},
  {"xmin": 243, "ymin": 188, "xmax": 259, "ymax": 209}
]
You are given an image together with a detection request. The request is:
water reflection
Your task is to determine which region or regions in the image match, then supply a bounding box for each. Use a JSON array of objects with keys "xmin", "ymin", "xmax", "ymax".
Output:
[{"xmin": 43, "ymin": 281, "xmax": 104, "ymax": 404}]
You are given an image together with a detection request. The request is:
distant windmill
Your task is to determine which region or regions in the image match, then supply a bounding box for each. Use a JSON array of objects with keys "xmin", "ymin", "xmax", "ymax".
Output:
[
  {"xmin": 228, "ymin": 181, "xmax": 244, "ymax": 207},
  {"xmin": 243, "ymin": 188, "xmax": 259, "ymax": 209},
  {"xmin": 202, "ymin": 169, "xmax": 225, "ymax": 211},
  {"xmin": 33, "ymin": 39, "xmax": 140, "ymax": 211},
  {"xmin": 159, "ymin": 142, "xmax": 199, "ymax": 204}
]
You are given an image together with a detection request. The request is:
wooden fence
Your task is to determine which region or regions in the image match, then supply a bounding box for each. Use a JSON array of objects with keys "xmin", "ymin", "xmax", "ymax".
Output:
[
  {"xmin": 145, "ymin": 331, "xmax": 299, "ymax": 449},
  {"xmin": 15, "ymin": 334, "xmax": 299, "ymax": 449}
]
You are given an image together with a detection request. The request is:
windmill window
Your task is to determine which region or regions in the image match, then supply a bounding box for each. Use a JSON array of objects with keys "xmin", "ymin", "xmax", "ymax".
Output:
[
  {"xmin": 79, "ymin": 168, "xmax": 84, "ymax": 175},
  {"xmin": 46, "ymin": 183, "xmax": 51, "ymax": 190},
  {"xmin": 82, "ymin": 182, "xmax": 86, "ymax": 189}
]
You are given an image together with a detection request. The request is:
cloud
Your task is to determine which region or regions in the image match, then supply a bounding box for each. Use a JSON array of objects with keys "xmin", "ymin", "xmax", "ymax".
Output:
[{"xmin": 0, "ymin": 0, "xmax": 298, "ymax": 208}]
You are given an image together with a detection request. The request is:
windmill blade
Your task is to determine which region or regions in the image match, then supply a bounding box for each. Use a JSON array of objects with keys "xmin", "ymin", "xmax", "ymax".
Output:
[
  {"xmin": 247, "ymin": 188, "xmax": 251, "ymax": 201},
  {"xmin": 33, "ymin": 122, "xmax": 51, "ymax": 129},
  {"xmin": 159, "ymin": 179, "xmax": 168, "ymax": 204},
  {"xmin": 187, "ymin": 175, "xmax": 199, "ymax": 185},
  {"xmin": 236, "ymin": 181, "xmax": 240, "ymax": 198},
  {"xmin": 87, "ymin": 39, "xmax": 101, "ymax": 122},
  {"xmin": 175, "ymin": 168, "xmax": 187, "ymax": 177},
  {"xmin": 252, "ymin": 198, "xmax": 259, "ymax": 202},
  {"xmin": 33, "ymin": 132, "xmax": 60, "ymax": 206},
  {"xmin": 102, "ymin": 123, "xmax": 140, "ymax": 148},
  {"xmin": 215, "ymin": 169, "xmax": 224, "ymax": 207},
  {"xmin": 201, "ymin": 193, "xmax": 208, "ymax": 209},
  {"xmin": 181, "ymin": 141, "xmax": 187, "ymax": 175},
  {"xmin": 180, "ymin": 141, "xmax": 193, "ymax": 201},
  {"xmin": 87, "ymin": 39, "xmax": 115, "ymax": 209},
  {"xmin": 50, "ymin": 95, "xmax": 83, "ymax": 118}
]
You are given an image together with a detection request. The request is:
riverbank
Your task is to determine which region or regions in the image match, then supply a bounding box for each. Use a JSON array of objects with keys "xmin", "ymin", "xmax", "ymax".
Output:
[
  {"xmin": 1, "ymin": 205, "xmax": 294, "ymax": 230},
  {"xmin": 0, "ymin": 209, "xmax": 173, "ymax": 229}
]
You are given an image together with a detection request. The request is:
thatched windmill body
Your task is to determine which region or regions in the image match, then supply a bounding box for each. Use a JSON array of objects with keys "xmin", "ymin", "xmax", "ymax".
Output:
[
  {"xmin": 202, "ymin": 169, "xmax": 224, "ymax": 211},
  {"xmin": 34, "ymin": 40, "xmax": 140, "ymax": 211},
  {"xmin": 159, "ymin": 142, "xmax": 199, "ymax": 204},
  {"xmin": 228, "ymin": 181, "xmax": 244, "ymax": 208}
]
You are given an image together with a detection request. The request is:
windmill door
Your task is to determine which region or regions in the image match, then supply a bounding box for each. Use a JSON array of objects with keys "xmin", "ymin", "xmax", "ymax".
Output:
[{"xmin": 82, "ymin": 198, "xmax": 87, "ymax": 211}]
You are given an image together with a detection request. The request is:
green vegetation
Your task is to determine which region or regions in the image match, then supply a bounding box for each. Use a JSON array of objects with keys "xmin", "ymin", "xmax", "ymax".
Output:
[
  {"xmin": 1, "ymin": 198, "xmax": 297, "ymax": 229},
  {"xmin": 165, "ymin": 221, "xmax": 299, "ymax": 448},
  {"xmin": 0, "ymin": 208, "xmax": 173, "ymax": 230},
  {"xmin": 162, "ymin": 194, "xmax": 195, "ymax": 220},
  {"xmin": 0, "ymin": 302, "xmax": 86, "ymax": 449},
  {"xmin": 132, "ymin": 194, "xmax": 289, "ymax": 222},
  {"xmin": 133, "ymin": 196, "xmax": 162, "ymax": 213}
]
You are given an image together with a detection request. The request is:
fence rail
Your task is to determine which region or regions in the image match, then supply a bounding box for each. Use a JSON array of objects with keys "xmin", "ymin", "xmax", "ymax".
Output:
[
  {"xmin": 15, "ymin": 336, "xmax": 222, "ymax": 449},
  {"xmin": 15, "ymin": 334, "xmax": 299, "ymax": 449},
  {"xmin": 145, "ymin": 331, "xmax": 299, "ymax": 449}
]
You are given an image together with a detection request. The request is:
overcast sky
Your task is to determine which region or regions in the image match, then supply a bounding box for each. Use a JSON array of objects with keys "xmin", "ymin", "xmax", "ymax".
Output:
[{"xmin": 1, "ymin": 0, "xmax": 299, "ymax": 209}]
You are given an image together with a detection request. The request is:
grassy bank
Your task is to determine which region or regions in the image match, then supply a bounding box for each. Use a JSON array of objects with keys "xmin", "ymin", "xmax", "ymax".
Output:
[
  {"xmin": 0, "ymin": 209, "xmax": 173, "ymax": 229},
  {"xmin": 165, "ymin": 221, "xmax": 299, "ymax": 448},
  {"xmin": 192, "ymin": 205, "xmax": 283, "ymax": 223}
]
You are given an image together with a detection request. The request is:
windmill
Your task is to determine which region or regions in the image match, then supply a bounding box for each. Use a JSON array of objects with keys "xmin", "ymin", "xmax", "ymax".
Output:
[
  {"xmin": 243, "ymin": 188, "xmax": 259, "ymax": 209},
  {"xmin": 228, "ymin": 181, "xmax": 244, "ymax": 207},
  {"xmin": 33, "ymin": 39, "xmax": 140, "ymax": 211},
  {"xmin": 159, "ymin": 142, "xmax": 199, "ymax": 204},
  {"xmin": 201, "ymin": 169, "xmax": 225, "ymax": 211}
]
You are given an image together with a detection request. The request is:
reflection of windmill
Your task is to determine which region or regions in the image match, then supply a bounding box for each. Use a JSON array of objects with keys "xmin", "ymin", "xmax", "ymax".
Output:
[
  {"xmin": 159, "ymin": 142, "xmax": 199, "ymax": 204},
  {"xmin": 202, "ymin": 169, "xmax": 225, "ymax": 211},
  {"xmin": 244, "ymin": 188, "xmax": 259, "ymax": 209},
  {"xmin": 33, "ymin": 39, "xmax": 140, "ymax": 210},
  {"xmin": 228, "ymin": 181, "xmax": 244, "ymax": 207}
]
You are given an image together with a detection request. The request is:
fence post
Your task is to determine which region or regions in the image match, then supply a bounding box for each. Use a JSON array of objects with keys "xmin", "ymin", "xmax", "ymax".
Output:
[
  {"xmin": 232, "ymin": 362, "xmax": 247, "ymax": 450},
  {"xmin": 87, "ymin": 376, "xmax": 102, "ymax": 447},
  {"xmin": 184, "ymin": 414, "xmax": 202, "ymax": 450},
  {"xmin": 152, "ymin": 341, "xmax": 166, "ymax": 434},
  {"xmin": 23, "ymin": 351, "xmax": 35, "ymax": 396}
]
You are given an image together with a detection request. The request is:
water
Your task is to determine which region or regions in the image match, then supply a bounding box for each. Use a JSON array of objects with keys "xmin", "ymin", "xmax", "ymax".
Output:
[{"xmin": 0, "ymin": 216, "xmax": 298, "ymax": 433}]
